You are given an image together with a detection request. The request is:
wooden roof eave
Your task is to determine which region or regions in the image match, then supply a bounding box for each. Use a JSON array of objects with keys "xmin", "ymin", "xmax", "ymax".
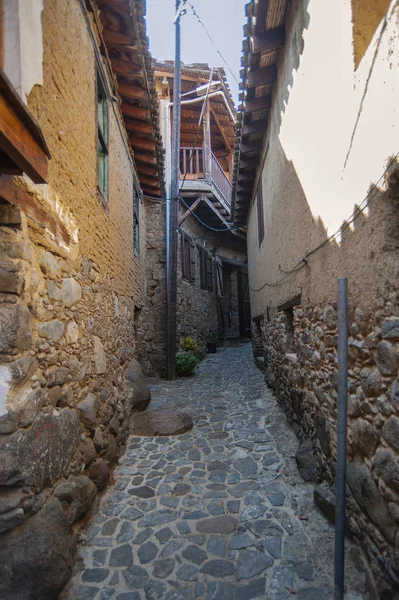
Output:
[
  {"xmin": 97, "ymin": 0, "xmax": 165, "ymax": 197},
  {"xmin": 231, "ymin": 0, "xmax": 288, "ymax": 224}
]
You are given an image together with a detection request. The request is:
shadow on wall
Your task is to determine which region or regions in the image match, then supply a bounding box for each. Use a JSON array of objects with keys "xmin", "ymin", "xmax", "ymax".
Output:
[{"xmin": 255, "ymin": 149, "xmax": 399, "ymax": 598}]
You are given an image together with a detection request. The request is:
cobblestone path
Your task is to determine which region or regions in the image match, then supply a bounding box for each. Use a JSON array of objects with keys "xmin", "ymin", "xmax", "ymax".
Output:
[{"xmin": 62, "ymin": 344, "xmax": 351, "ymax": 600}]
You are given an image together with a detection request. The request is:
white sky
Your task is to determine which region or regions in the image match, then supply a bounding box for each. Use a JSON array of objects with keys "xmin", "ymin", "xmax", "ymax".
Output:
[{"xmin": 145, "ymin": 0, "xmax": 247, "ymax": 104}]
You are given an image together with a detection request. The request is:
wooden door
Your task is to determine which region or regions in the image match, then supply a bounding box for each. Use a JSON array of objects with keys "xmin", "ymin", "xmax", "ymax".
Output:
[{"xmin": 238, "ymin": 268, "xmax": 251, "ymax": 337}]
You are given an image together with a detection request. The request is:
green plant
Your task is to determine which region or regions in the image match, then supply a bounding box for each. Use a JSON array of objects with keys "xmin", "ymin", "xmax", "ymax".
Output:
[
  {"xmin": 180, "ymin": 336, "xmax": 198, "ymax": 352},
  {"xmin": 176, "ymin": 352, "xmax": 198, "ymax": 377}
]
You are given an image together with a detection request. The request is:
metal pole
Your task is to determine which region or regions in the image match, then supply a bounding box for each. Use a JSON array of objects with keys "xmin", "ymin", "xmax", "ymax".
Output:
[
  {"xmin": 166, "ymin": 0, "xmax": 182, "ymax": 380},
  {"xmin": 334, "ymin": 277, "xmax": 348, "ymax": 600}
]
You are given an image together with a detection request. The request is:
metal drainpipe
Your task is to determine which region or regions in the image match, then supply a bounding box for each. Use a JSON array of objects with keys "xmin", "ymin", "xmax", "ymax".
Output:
[{"xmin": 334, "ymin": 277, "xmax": 349, "ymax": 600}]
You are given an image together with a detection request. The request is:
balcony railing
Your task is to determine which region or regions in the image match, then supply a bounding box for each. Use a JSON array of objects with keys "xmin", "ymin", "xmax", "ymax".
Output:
[
  {"xmin": 211, "ymin": 152, "xmax": 231, "ymax": 208},
  {"xmin": 180, "ymin": 147, "xmax": 203, "ymax": 179},
  {"xmin": 179, "ymin": 146, "xmax": 231, "ymax": 209}
]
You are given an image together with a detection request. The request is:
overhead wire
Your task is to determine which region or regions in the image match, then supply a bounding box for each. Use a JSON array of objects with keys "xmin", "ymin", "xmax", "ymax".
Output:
[
  {"xmin": 185, "ymin": 0, "xmax": 239, "ymax": 86},
  {"xmin": 249, "ymin": 152, "xmax": 398, "ymax": 292}
]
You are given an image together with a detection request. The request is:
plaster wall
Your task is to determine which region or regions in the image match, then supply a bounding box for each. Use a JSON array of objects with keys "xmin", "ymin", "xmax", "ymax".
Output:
[
  {"xmin": 247, "ymin": 0, "xmax": 399, "ymax": 318},
  {"xmin": 245, "ymin": 0, "xmax": 399, "ymax": 593},
  {"xmin": 3, "ymin": 0, "xmax": 44, "ymax": 102}
]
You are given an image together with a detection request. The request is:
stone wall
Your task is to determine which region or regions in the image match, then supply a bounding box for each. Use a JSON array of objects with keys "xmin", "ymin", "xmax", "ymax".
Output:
[
  {"xmin": 0, "ymin": 1, "xmax": 150, "ymax": 597},
  {"xmin": 137, "ymin": 198, "xmax": 247, "ymax": 375},
  {"xmin": 176, "ymin": 213, "xmax": 247, "ymax": 359},
  {"xmin": 136, "ymin": 199, "xmax": 167, "ymax": 375},
  {"xmin": 255, "ymin": 172, "xmax": 399, "ymax": 597}
]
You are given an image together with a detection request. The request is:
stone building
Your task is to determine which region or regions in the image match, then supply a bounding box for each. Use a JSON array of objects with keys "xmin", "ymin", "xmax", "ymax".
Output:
[
  {"xmin": 0, "ymin": 1, "xmax": 164, "ymax": 597},
  {"xmin": 137, "ymin": 62, "xmax": 249, "ymax": 375},
  {"xmin": 233, "ymin": 0, "xmax": 399, "ymax": 595}
]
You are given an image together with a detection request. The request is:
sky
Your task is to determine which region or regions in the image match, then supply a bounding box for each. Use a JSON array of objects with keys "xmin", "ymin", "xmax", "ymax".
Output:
[{"xmin": 145, "ymin": 0, "xmax": 247, "ymax": 104}]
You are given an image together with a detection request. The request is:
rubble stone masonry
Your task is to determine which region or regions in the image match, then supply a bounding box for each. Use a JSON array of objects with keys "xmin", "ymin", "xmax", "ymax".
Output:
[
  {"xmin": 255, "ymin": 170, "xmax": 399, "ymax": 596},
  {"xmin": 0, "ymin": 1, "xmax": 149, "ymax": 598}
]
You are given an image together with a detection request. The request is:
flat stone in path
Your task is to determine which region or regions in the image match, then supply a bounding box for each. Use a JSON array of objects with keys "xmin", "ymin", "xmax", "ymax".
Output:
[
  {"xmin": 60, "ymin": 345, "xmax": 370, "ymax": 600},
  {"xmin": 196, "ymin": 516, "xmax": 237, "ymax": 534},
  {"xmin": 130, "ymin": 410, "xmax": 193, "ymax": 436}
]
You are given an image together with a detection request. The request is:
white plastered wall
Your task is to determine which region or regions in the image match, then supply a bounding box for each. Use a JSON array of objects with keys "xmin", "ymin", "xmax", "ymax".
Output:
[{"xmin": 3, "ymin": 0, "xmax": 44, "ymax": 102}]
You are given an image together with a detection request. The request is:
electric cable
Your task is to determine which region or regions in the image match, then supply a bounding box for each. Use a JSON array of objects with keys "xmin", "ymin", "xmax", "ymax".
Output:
[
  {"xmin": 249, "ymin": 152, "xmax": 398, "ymax": 291},
  {"xmin": 185, "ymin": 0, "xmax": 239, "ymax": 86},
  {"xmin": 179, "ymin": 194, "xmax": 235, "ymax": 232}
]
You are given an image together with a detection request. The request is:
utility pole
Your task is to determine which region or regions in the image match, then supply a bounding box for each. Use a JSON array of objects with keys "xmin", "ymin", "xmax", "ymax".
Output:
[
  {"xmin": 166, "ymin": 0, "xmax": 182, "ymax": 380},
  {"xmin": 334, "ymin": 277, "xmax": 349, "ymax": 600}
]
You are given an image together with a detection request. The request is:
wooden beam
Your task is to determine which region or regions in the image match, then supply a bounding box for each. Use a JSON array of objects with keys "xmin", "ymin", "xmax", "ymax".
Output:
[
  {"xmin": 178, "ymin": 196, "xmax": 203, "ymax": 225},
  {"xmin": 125, "ymin": 119, "xmax": 152, "ymax": 135},
  {"xmin": 110, "ymin": 58, "xmax": 143, "ymax": 77},
  {"xmin": 209, "ymin": 106, "xmax": 232, "ymax": 153},
  {"xmin": 121, "ymin": 103, "xmax": 149, "ymax": 120},
  {"xmin": 0, "ymin": 176, "xmax": 69, "ymax": 244},
  {"xmin": 134, "ymin": 152, "xmax": 158, "ymax": 166},
  {"xmin": 240, "ymin": 140, "xmax": 262, "ymax": 155},
  {"xmin": 242, "ymin": 118, "xmax": 268, "ymax": 136},
  {"xmin": 240, "ymin": 157, "xmax": 258, "ymax": 170},
  {"xmin": 138, "ymin": 176, "xmax": 160, "ymax": 189},
  {"xmin": 0, "ymin": 94, "xmax": 48, "ymax": 184},
  {"xmin": 237, "ymin": 181, "xmax": 253, "ymax": 191},
  {"xmin": 238, "ymin": 170, "xmax": 256, "ymax": 183},
  {"xmin": 102, "ymin": 30, "xmax": 135, "ymax": 46},
  {"xmin": 118, "ymin": 81, "xmax": 147, "ymax": 100},
  {"xmin": 202, "ymin": 196, "xmax": 231, "ymax": 228},
  {"xmin": 247, "ymin": 65, "xmax": 277, "ymax": 88},
  {"xmin": 254, "ymin": 0, "xmax": 269, "ymax": 34},
  {"xmin": 244, "ymin": 95, "xmax": 272, "ymax": 113},
  {"xmin": 253, "ymin": 26, "xmax": 285, "ymax": 53},
  {"xmin": 0, "ymin": 150, "xmax": 23, "ymax": 175},
  {"xmin": 154, "ymin": 70, "xmax": 210, "ymax": 84},
  {"xmin": 203, "ymin": 101, "xmax": 212, "ymax": 180},
  {"xmin": 129, "ymin": 136, "xmax": 156, "ymax": 151},
  {"xmin": 136, "ymin": 164, "xmax": 158, "ymax": 177},
  {"xmin": 236, "ymin": 189, "xmax": 251, "ymax": 198}
]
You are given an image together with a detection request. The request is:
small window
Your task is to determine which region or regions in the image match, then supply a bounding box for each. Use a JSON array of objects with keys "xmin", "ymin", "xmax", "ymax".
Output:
[
  {"xmin": 181, "ymin": 232, "xmax": 195, "ymax": 281},
  {"xmin": 256, "ymin": 180, "xmax": 264, "ymax": 247},
  {"xmin": 97, "ymin": 70, "xmax": 109, "ymax": 200},
  {"xmin": 133, "ymin": 185, "xmax": 140, "ymax": 257},
  {"xmin": 199, "ymin": 246, "xmax": 213, "ymax": 291}
]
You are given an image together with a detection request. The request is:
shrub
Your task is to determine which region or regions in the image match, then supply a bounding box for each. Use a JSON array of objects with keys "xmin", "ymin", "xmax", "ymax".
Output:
[
  {"xmin": 180, "ymin": 336, "xmax": 198, "ymax": 352},
  {"xmin": 176, "ymin": 352, "xmax": 198, "ymax": 377}
]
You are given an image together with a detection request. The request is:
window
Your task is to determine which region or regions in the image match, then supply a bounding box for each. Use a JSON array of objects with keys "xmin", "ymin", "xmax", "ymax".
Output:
[
  {"xmin": 256, "ymin": 180, "xmax": 264, "ymax": 247},
  {"xmin": 199, "ymin": 246, "xmax": 213, "ymax": 291},
  {"xmin": 133, "ymin": 184, "xmax": 140, "ymax": 257},
  {"xmin": 97, "ymin": 69, "xmax": 109, "ymax": 200},
  {"xmin": 181, "ymin": 232, "xmax": 195, "ymax": 281}
]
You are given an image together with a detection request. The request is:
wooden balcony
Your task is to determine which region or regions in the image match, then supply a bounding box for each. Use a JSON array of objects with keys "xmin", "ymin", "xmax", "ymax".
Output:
[{"xmin": 179, "ymin": 146, "xmax": 232, "ymax": 214}]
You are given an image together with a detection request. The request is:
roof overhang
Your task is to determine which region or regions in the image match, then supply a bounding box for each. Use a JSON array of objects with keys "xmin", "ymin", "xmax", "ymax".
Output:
[
  {"xmin": 96, "ymin": 0, "xmax": 165, "ymax": 197},
  {"xmin": 232, "ymin": 0, "xmax": 288, "ymax": 225}
]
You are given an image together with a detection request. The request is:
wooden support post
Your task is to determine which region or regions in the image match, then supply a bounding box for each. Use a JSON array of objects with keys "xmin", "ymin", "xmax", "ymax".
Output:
[
  {"xmin": 178, "ymin": 196, "xmax": 202, "ymax": 226},
  {"xmin": 203, "ymin": 100, "xmax": 212, "ymax": 182},
  {"xmin": 166, "ymin": 0, "xmax": 182, "ymax": 380}
]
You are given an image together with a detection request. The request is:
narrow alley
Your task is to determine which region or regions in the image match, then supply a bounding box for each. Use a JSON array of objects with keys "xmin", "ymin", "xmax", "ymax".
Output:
[{"xmin": 61, "ymin": 344, "xmax": 372, "ymax": 600}]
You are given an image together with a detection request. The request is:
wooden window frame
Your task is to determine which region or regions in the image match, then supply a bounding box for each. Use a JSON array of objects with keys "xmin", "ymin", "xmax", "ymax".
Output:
[
  {"xmin": 256, "ymin": 179, "xmax": 264, "ymax": 247},
  {"xmin": 96, "ymin": 65, "xmax": 109, "ymax": 208},
  {"xmin": 199, "ymin": 245, "xmax": 213, "ymax": 291},
  {"xmin": 181, "ymin": 232, "xmax": 195, "ymax": 282}
]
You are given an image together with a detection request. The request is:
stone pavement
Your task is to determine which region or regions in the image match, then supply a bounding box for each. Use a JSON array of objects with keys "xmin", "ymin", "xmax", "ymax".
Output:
[{"xmin": 61, "ymin": 343, "xmax": 370, "ymax": 600}]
